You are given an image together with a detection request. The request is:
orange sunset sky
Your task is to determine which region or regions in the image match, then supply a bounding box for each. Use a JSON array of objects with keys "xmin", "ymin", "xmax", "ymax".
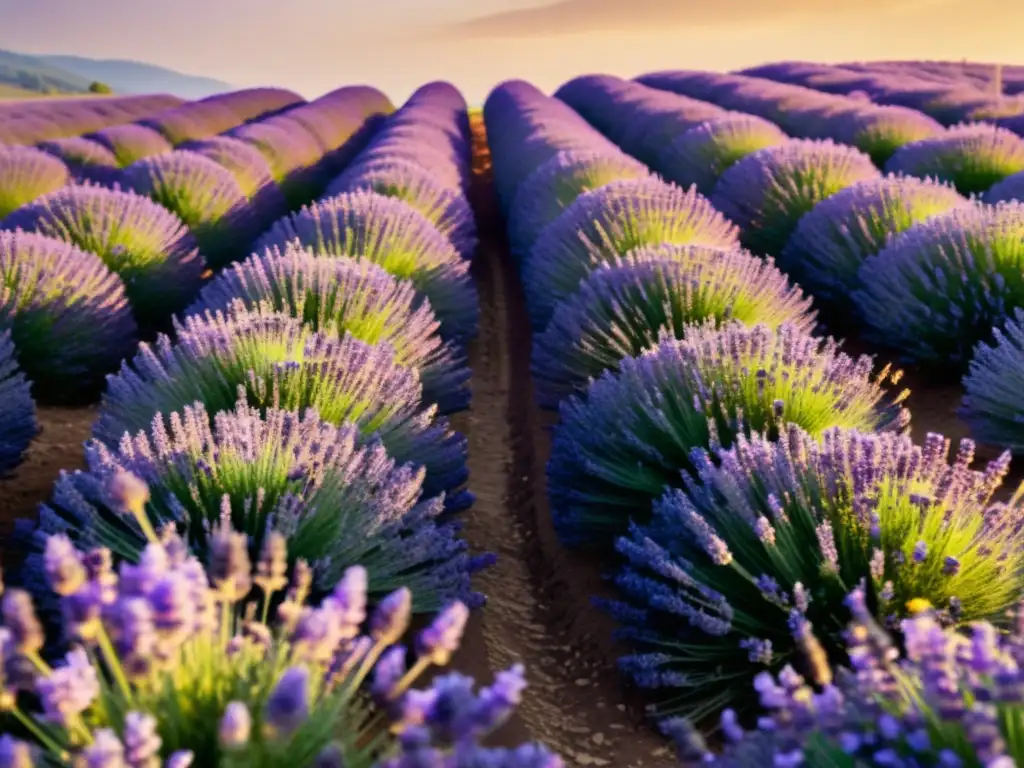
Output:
[{"xmin": 0, "ymin": 0, "xmax": 1021, "ymax": 103}]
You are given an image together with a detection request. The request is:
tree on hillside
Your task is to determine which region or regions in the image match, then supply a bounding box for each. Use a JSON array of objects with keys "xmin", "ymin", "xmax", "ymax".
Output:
[{"xmin": 88, "ymin": 81, "xmax": 113, "ymax": 94}]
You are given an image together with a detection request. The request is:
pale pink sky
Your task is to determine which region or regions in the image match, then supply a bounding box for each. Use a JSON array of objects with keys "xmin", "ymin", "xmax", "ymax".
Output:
[{"xmin": 1, "ymin": 0, "xmax": 1021, "ymax": 103}]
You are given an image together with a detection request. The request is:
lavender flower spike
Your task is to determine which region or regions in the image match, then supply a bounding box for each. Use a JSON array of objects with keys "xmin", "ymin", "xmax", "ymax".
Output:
[{"xmin": 0, "ymin": 522, "xmax": 549, "ymax": 766}]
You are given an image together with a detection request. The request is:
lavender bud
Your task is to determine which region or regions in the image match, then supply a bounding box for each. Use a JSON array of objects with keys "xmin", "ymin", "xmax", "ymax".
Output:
[
  {"xmin": 264, "ymin": 666, "xmax": 310, "ymax": 738},
  {"xmin": 218, "ymin": 701, "xmax": 252, "ymax": 749},
  {"xmin": 416, "ymin": 601, "xmax": 469, "ymax": 666}
]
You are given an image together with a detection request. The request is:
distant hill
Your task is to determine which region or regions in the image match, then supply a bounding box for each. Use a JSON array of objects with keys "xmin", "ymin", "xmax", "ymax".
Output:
[
  {"xmin": 0, "ymin": 49, "xmax": 94, "ymax": 95},
  {"xmin": 37, "ymin": 55, "xmax": 233, "ymax": 98}
]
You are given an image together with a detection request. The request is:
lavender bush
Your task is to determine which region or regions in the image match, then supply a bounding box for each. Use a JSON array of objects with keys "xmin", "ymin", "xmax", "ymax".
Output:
[
  {"xmin": 0, "ymin": 329, "xmax": 35, "ymax": 475},
  {"xmin": 985, "ymin": 168, "xmax": 1024, "ymax": 204},
  {"xmin": 960, "ymin": 307, "xmax": 1024, "ymax": 452},
  {"xmin": 506, "ymin": 150, "xmax": 651, "ymax": 261},
  {"xmin": 94, "ymin": 307, "xmax": 471, "ymax": 511},
  {"xmin": 0, "ymin": 145, "xmax": 69, "ymax": 218},
  {"xmin": 122, "ymin": 150, "xmax": 256, "ymax": 269},
  {"xmin": 324, "ymin": 160, "xmax": 478, "ymax": 259},
  {"xmin": 181, "ymin": 135, "xmax": 288, "ymax": 222},
  {"xmin": 885, "ymin": 123, "xmax": 1024, "ymax": 195},
  {"xmin": 667, "ymin": 585, "xmax": 1024, "ymax": 767},
  {"xmin": 855, "ymin": 202, "xmax": 1024, "ymax": 365},
  {"xmin": 711, "ymin": 139, "xmax": 881, "ymax": 257},
  {"xmin": 88, "ymin": 124, "xmax": 174, "ymax": 167},
  {"xmin": 0, "ymin": 230, "xmax": 137, "ymax": 397},
  {"xmin": 547, "ymin": 323, "xmax": 909, "ymax": 548},
  {"xmin": 37, "ymin": 136, "xmax": 120, "ymax": 185},
  {"xmin": 2, "ymin": 494, "xmax": 548, "ymax": 765},
  {"xmin": 523, "ymin": 178, "xmax": 740, "ymax": 331},
  {"xmin": 531, "ymin": 244, "xmax": 815, "ymax": 409},
  {"xmin": 1, "ymin": 184, "xmax": 206, "ymax": 327},
  {"xmin": 779, "ymin": 175, "xmax": 968, "ymax": 313},
  {"xmin": 186, "ymin": 247, "xmax": 470, "ymax": 414},
  {"xmin": 611, "ymin": 425, "xmax": 1024, "ymax": 723},
  {"xmin": 827, "ymin": 105, "xmax": 944, "ymax": 166},
  {"xmin": 36, "ymin": 400, "xmax": 483, "ymax": 608},
  {"xmin": 657, "ymin": 115, "xmax": 789, "ymax": 196},
  {"xmin": 254, "ymin": 191, "xmax": 478, "ymax": 343}
]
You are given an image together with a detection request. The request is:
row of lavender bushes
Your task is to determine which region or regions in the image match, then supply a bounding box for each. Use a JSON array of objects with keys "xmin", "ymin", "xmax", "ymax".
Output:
[
  {"xmin": 740, "ymin": 59, "xmax": 1024, "ymax": 128},
  {"xmin": 0, "ymin": 83, "xmax": 565, "ymax": 766},
  {"xmin": 485, "ymin": 74, "xmax": 1024, "ymax": 766},
  {"xmin": 609, "ymin": 71, "xmax": 1024, "ymax": 448}
]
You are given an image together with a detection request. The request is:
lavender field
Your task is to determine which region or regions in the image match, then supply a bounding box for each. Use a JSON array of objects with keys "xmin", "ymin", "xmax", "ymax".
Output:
[{"xmin": 1, "ymin": 60, "xmax": 1024, "ymax": 767}]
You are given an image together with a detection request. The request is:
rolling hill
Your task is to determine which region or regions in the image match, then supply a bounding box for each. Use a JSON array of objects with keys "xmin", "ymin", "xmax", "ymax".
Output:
[
  {"xmin": 0, "ymin": 49, "xmax": 94, "ymax": 94},
  {"xmin": 0, "ymin": 50, "xmax": 233, "ymax": 98},
  {"xmin": 38, "ymin": 55, "xmax": 233, "ymax": 98}
]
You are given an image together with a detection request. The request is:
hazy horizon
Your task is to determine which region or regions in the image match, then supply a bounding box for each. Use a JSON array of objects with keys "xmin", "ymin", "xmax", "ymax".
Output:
[{"xmin": 1, "ymin": 0, "xmax": 1021, "ymax": 104}]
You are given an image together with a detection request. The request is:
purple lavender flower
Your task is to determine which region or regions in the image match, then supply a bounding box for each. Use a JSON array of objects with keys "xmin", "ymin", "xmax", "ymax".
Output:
[
  {"xmin": 0, "ymin": 735, "xmax": 35, "ymax": 768},
  {"xmin": 711, "ymin": 138, "xmax": 881, "ymax": 257},
  {"xmin": 985, "ymin": 169, "xmax": 1024, "ymax": 204},
  {"xmin": 506, "ymin": 150, "xmax": 651, "ymax": 260},
  {"xmin": 855, "ymin": 202, "xmax": 1024, "ymax": 365},
  {"xmin": 885, "ymin": 123, "xmax": 1024, "ymax": 195},
  {"xmin": 94, "ymin": 307, "xmax": 470, "ymax": 508},
  {"xmin": 218, "ymin": 702, "xmax": 251, "ymax": 749},
  {"xmin": 121, "ymin": 150, "xmax": 256, "ymax": 268},
  {"xmin": 524, "ymin": 177, "xmax": 739, "ymax": 331},
  {"xmin": 548, "ymin": 323, "xmax": 908, "ymax": 547},
  {"xmin": 264, "ymin": 665, "xmax": 311, "ymax": 738},
  {"xmin": 2, "ymin": 183, "xmax": 205, "ymax": 326},
  {"xmin": 254, "ymin": 190, "xmax": 478, "ymax": 342},
  {"xmin": 609, "ymin": 423, "xmax": 1024, "ymax": 721},
  {"xmin": 80, "ymin": 729, "xmax": 127, "ymax": 768},
  {"xmin": 0, "ymin": 230, "xmax": 137, "ymax": 396},
  {"xmin": 0, "ymin": 144, "xmax": 69, "ymax": 218},
  {"xmin": 87, "ymin": 124, "xmax": 173, "ymax": 167},
  {"xmin": 44, "ymin": 399, "xmax": 482, "ymax": 608},
  {"xmin": 657, "ymin": 115, "xmax": 790, "ymax": 196},
  {"xmin": 184, "ymin": 247, "xmax": 470, "ymax": 413},
  {"xmin": 326, "ymin": 160, "xmax": 477, "ymax": 258},
  {"xmin": 37, "ymin": 137, "xmax": 120, "ymax": 185},
  {"xmin": 779, "ymin": 174, "xmax": 968, "ymax": 311},
  {"xmin": 0, "ymin": 329, "xmax": 35, "ymax": 475},
  {"xmin": 531, "ymin": 245, "xmax": 815, "ymax": 409}
]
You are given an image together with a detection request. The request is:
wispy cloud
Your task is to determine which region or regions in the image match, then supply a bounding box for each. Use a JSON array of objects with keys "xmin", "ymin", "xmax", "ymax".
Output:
[{"xmin": 439, "ymin": 0, "xmax": 959, "ymax": 39}]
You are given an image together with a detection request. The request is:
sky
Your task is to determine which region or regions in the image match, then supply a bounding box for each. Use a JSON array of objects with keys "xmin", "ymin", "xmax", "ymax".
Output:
[{"xmin": 1, "ymin": 0, "xmax": 1023, "ymax": 104}]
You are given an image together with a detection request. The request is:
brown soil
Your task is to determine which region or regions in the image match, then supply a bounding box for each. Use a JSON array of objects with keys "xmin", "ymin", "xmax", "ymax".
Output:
[{"xmin": 0, "ymin": 406, "xmax": 96, "ymax": 567}]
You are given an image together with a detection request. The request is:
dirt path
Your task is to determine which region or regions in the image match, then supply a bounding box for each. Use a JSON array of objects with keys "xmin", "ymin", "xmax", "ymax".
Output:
[{"xmin": 450, "ymin": 115, "xmax": 677, "ymax": 766}]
